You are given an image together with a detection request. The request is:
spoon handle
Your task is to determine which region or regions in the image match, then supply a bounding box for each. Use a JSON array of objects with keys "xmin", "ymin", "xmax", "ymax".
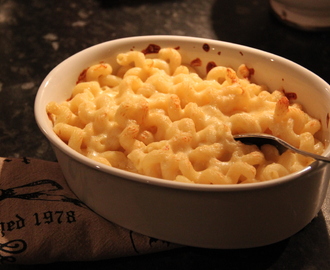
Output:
[{"xmin": 274, "ymin": 137, "xmax": 330, "ymax": 163}]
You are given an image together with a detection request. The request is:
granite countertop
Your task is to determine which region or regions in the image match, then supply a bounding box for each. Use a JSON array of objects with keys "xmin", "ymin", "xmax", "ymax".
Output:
[{"xmin": 1, "ymin": 0, "xmax": 330, "ymax": 269}]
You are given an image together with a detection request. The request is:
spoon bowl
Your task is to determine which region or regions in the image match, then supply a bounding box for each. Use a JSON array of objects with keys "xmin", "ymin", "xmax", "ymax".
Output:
[{"xmin": 234, "ymin": 133, "xmax": 330, "ymax": 163}]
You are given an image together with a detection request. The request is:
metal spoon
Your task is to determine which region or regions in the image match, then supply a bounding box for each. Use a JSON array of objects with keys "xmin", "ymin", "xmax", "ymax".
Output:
[{"xmin": 233, "ymin": 133, "xmax": 330, "ymax": 163}]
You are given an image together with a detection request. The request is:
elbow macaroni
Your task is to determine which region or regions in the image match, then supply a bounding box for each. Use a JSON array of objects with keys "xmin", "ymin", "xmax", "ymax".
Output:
[{"xmin": 47, "ymin": 47, "xmax": 324, "ymax": 184}]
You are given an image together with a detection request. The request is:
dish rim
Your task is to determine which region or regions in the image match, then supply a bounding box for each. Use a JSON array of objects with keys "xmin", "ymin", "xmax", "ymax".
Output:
[{"xmin": 34, "ymin": 35, "xmax": 330, "ymax": 192}]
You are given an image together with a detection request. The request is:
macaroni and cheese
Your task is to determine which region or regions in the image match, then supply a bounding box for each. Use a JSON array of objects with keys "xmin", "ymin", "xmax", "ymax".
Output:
[{"xmin": 46, "ymin": 47, "xmax": 324, "ymax": 184}]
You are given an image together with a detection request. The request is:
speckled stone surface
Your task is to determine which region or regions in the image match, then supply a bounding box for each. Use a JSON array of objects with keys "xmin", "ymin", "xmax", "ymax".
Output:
[{"xmin": 0, "ymin": 0, "xmax": 330, "ymax": 269}]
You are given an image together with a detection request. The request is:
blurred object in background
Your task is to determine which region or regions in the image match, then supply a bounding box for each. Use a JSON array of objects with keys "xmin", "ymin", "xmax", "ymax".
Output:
[{"xmin": 270, "ymin": 0, "xmax": 330, "ymax": 30}]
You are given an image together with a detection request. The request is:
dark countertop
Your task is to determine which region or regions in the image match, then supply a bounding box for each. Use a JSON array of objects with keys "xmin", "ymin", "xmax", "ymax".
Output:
[{"xmin": 0, "ymin": 0, "xmax": 329, "ymax": 269}]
